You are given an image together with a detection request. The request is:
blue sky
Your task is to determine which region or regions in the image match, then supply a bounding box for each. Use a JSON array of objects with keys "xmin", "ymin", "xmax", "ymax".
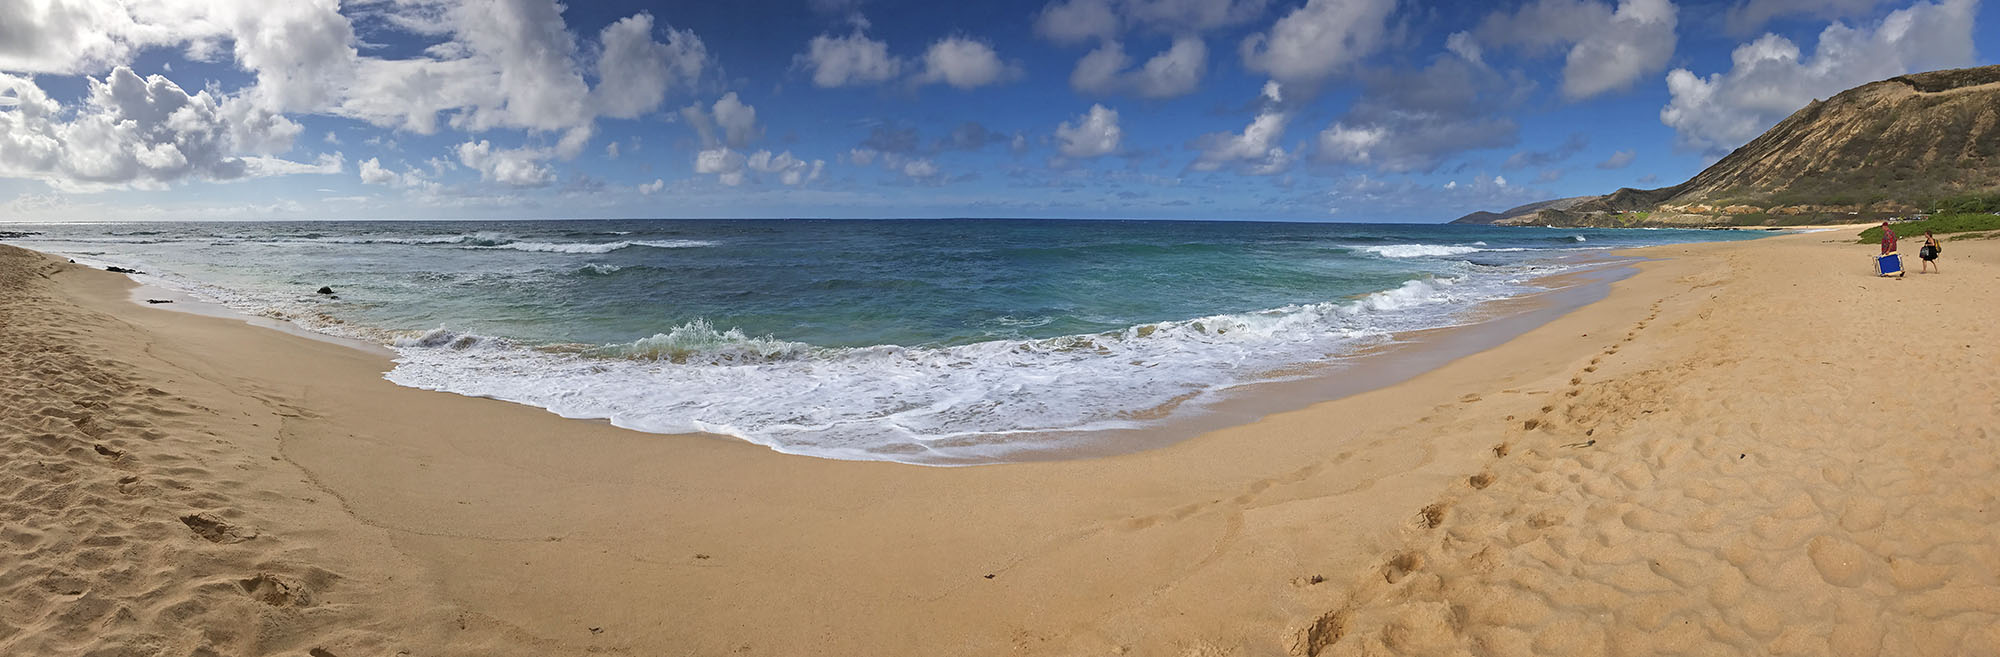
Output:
[{"xmin": 0, "ymin": 0, "xmax": 1991, "ymax": 222}]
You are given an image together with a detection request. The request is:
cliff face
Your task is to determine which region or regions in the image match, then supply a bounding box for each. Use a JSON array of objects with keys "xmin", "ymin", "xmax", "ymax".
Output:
[{"xmin": 1456, "ymin": 65, "xmax": 2000, "ymax": 227}]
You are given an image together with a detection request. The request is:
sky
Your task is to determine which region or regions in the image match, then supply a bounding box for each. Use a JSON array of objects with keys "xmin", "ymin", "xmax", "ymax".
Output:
[{"xmin": 0, "ymin": 0, "xmax": 1991, "ymax": 223}]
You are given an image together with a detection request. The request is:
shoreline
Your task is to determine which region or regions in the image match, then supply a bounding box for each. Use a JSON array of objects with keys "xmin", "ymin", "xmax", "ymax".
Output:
[
  {"xmin": 10, "ymin": 227, "xmax": 1998, "ymax": 656},
  {"xmin": 26, "ymin": 237, "xmax": 1674, "ymax": 466}
]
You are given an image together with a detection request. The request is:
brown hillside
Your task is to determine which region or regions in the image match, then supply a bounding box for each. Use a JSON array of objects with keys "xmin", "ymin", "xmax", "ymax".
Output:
[{"xmin": 1465, "ymin": 65, "xmax": 2000, "ymax": 227}]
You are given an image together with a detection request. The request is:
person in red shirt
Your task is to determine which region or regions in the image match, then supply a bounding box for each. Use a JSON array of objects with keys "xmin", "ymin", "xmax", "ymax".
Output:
[{"xmin": 1879, "ymin": 222, "xmax": 1898, "ymax": 254}]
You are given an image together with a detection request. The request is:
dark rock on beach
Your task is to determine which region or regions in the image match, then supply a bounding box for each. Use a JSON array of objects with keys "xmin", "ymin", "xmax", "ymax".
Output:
[
  {"xmin": 0, "ymin": 231, "xmax": 40, "ymax": 239},
  {"xmin": 145, "ymin": 299, "xmax": 173, "ymax": 304},
  {"xmin": 106, "ymin": 266, "xmax": 143, "ymax": 274},
  {"xmin": 317, "ymin": 286, "xmax": 335, "ymax": 295}
]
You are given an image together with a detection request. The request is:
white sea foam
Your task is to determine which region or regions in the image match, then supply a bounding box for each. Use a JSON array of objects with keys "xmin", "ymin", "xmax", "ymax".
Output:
[
  {"xmin": 1362, "ymin": 244, "xmax": 1484, "ymax": 258},
  {"xmin": 469, "ymin": 238, "xmax": 716, "ymax": 253},
  {"xmin": 382, "ymin": 275, "xmax": 1528, "ymax": 464}
]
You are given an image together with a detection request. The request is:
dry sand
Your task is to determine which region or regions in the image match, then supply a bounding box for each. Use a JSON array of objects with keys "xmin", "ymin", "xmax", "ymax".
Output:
[{"xmin": 2, "ymin": 230, "xmax": 1996, "ymax": 656}]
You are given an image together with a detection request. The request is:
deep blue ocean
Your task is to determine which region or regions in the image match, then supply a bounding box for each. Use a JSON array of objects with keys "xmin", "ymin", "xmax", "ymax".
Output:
[{"xmin": 3, "ymin": 219, "xmax": 1764, "ymax": 463}]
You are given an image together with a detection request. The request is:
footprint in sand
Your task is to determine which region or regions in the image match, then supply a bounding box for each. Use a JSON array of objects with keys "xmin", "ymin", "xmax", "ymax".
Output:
[
  {"xmin": 238, "ymin": 573, "xmax": 312, "ymax": 606},
  {"xmin": 180, "ymin": 512, "xmax": 257, "ymax": 543}
]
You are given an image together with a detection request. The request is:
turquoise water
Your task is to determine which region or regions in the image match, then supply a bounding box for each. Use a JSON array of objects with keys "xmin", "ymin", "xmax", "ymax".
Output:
[{"xmin": 5, "ymin": 219, "xmax": 1763, "ymax": 463}]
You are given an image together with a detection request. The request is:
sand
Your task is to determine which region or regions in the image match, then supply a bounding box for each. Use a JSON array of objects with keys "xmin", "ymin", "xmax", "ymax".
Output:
[{"xmin": 2, "ymin": 230, "xmax": 1996, "ymax": 656}]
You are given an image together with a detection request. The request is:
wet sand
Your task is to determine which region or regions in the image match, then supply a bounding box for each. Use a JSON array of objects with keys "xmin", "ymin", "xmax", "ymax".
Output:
[{"xmin": 4, "ymin": 229, "xmax": 1997, "ymax": 656}]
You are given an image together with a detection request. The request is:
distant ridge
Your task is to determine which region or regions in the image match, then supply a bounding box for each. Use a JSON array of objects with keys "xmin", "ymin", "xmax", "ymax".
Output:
[
  {"xmin": 1449, "ymin": 197, "xmax": 1597, "ymax": 225},
  {"xmin": 1453, "ymin": 65, "xmax": 2000, "ymax": 227}
]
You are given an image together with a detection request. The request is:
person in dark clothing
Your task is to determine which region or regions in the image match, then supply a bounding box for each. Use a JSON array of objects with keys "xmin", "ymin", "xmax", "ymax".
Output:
[{"xmin": 1918, "ymin": 230, "xmax": 1941, "ymax": 273}]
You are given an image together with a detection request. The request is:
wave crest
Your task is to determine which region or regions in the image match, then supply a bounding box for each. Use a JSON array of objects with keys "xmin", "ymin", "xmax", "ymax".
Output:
[{"xmin": 1361, "ymin": 244, "xmax": 1483, "ymax": 258}]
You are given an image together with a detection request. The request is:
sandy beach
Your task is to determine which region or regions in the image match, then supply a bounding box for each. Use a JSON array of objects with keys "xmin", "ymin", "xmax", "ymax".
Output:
[{"xmin": 5, "ymin": 229, "xmax": 1999, "ymax": 656}]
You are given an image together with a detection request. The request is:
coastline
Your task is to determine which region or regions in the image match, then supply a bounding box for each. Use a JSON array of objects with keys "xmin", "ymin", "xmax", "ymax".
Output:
[{"xmin": 8, "ymin": 228, "xmax": 2000, "ymax": 656}]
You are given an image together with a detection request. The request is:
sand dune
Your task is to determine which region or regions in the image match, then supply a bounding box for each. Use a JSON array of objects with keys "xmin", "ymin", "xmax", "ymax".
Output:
[{"xmin": 4, "ymin": 233, "xmax": 1998, "ymax": 656}]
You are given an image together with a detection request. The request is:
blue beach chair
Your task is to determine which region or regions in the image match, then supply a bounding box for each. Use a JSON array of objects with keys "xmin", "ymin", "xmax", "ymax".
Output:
[{"xmin": 1876, "ymin": 252, "xmax": 1904, "ymax": 277}]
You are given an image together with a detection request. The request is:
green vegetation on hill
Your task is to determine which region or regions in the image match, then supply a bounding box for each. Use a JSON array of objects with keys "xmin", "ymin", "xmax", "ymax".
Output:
[
  {"xmin": 1931, "ymin": 192, "xmax": 2000, "ymax": 214},
  {"xmin": 1856, "ymin": 214, "xmax": 2000, "ymax": 243}
]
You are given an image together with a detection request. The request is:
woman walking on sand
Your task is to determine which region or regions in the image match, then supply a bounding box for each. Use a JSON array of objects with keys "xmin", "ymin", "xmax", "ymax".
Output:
[{"xmin": 1919, "ymin": 230, "xmax": 1942, "ymax": 273}]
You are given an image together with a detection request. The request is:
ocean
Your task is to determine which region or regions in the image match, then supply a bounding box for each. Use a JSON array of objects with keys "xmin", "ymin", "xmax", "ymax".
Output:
[{"xmin": 3, "ymin": 219, "xmax": 1764, "ymax": 464}]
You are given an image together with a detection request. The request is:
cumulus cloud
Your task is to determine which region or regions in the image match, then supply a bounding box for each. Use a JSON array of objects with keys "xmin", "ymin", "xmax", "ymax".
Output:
[
  {"xmin": 638, "ymin": 177, "xmax": 664, "ymax": 195},
  {"xmin": 1659, "ymin": 0, "xmax": 1977, "ymax": 154},
  {"xmin": 0, "ymin": 0, "xmax": 716, "ymax": 191},
  {"xmin": 593, "ymin": 12, "xmax": 708, "ymax": 119},
  {"xmin": 795, "ymin": 27, "xmax": 902, "ymax": 87},
  {"xmin": 1190, "ymin": 81, "xmax": 1291, "ymax": 174},
  {"xmin": 0, "ymin": 67, "xmax": 324, "ymax": 190},
  {"xmin": 1597, "ymin": 149, "xmax": 1636, "ymax": 169},
  {"xmin": 694, "ymin": 147, "xmax": 748, "ymax": 186},
  {"xmin": 1239, "ymin": 0, "xmax": 1397, "ymax": 85},
  {"xmin": 1472, "ymin": 0, "xmax": 1679, "ymax": 100},
  {"xmin": 901, "ymin": 158, "xmax": 940, "ymax": 179},
  {"xmin": 456, "ymin": 139, "xmax": 555, "ymax": 187},
  {"xmin": 357, "ymin": 156, "xmax": 441, "ymax": 192},
  {"xmin": 1033, "ymin": 0, "xmax": 1269, "ymax": 43},
  {"xmin": 1071, "ymin": 37, "xmax": 1208, "ymax": 98},
  {"xmin": 914, "ymin": 37, "xmax": 1019, "ymax": 89},
  {"xmin": 1056, "ymin": 104, "xmax": 1123, "ymax": 158},
  {"xmin": 359, "ymin": 157, "xmax": 399, "ymax": 185},
  {"xmin": 693, "ymin": 147, "xmax": 827, "ymax": 186},
  {"xmin": 1313, "ymin": 55, "xmax": 1526, "ymax": 172},
  {"xmin": 679, "ymin": 92, "xmax": 761, "ymax": 150}
]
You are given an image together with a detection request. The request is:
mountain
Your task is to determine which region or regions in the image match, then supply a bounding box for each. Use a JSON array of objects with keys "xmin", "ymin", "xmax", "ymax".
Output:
[
  {"xmin": 1453, "ymin": 65, "xmax": 2000, "ymax": 227},
  {"xmin": 1449, "ymin": 197, "xmax": 1597, "ymax": 225}
]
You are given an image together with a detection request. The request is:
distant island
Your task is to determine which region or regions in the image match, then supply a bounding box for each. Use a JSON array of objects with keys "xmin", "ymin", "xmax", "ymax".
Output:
[{"xmin": 1455, "ymin": 65, "xmax": 2000, "ymax": 228}]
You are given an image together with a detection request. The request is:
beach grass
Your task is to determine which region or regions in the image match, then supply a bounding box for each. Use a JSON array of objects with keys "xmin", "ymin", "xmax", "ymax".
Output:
[{"xmin": 1856, "ymin": 213, "xmax": 2000, "ymax": 243}]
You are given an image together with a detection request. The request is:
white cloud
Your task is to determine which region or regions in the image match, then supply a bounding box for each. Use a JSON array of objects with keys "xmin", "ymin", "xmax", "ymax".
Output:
[
  {"xmin": 1033, "ymin": 0, "xmax": 1269, "ymax": 43},
  {"xmin": 0, "ymin": 0, "xmax": 717, "ymax": 192},
  {"xmin": 356, "ymin": 156, "xmax": 444, "ymax": 193},
  {"xmin": 359, "ymin": 157, "xmax": 399, "ymax": 185},
  {"xmin": 1071, "ymin": 37, "xmax": 1208, "ymax": 98},
  {"xmin": 0, "ymin": 67, "xmax": 317, "ymax": 190},
  {"xmin": 242, "ymin": 152, "xmax": 343, "ymax": 177},
  {"xmin": 679, "ymin": 92, "xmax": 761, "ymax": 149},
  {"xmin": 1597, "ymin": 149, "xmax": 1636, "ymax": 169},
  {"xmin": 1660, "ymin": 0, "xmax": 1977, "ymax": 153},
  {"xmin": 593, "ymin": 11, "xmax": 708, "ymax": 119},
  {"xmin": 1445, "ymin": 31, "xmax": 1482, "ymax": 65},
  {"xmin": 606, "ymin": 141, "xmax": 619, "ymax": 159},
  {"xmin": 694, "ymin": 147, "xmax": 826, "ymax": 186},
  {"xmin": 901, "ymin": 158, "xmax": 939, "ymax": 179},
  {"xmin": 456, "ymin": 139, "xmax": 554, "ymax": 187},
  {"xmin": 848, "ymin": 147, "xmax": 879, "ymax": 165},
  {"xmin": 796, "ymin": 27, "xmax": 902, "ymax": 87},
  {"xmin": 1034, "ymin": 0, "xmax": 1123, "ymax": 43},
  {"xmin": 915, "ymin": 37, "xmax": 1019, "ymax": 89},
  {"xmin": 1055, "ymin": 104, "xmax": 1122, "ymax": 158},
  {"xmin": 1317, "ymin": 123, "xmax": 1387, "ymax": 166},
  {"xmin": 749, "ymin": 149, "xmax": 828, "ymax": 185},
  {"xmin": 1472, "ymin": 0, "xmax": 1679, "ymax": 100},
  {"xmin": 1239, "ymin": 0, "xmax": 1396, "ymax": 84},
  {"xmin": 638, "ymin": 177, "xmax": 664, "ymax": 195},
  {"xmin": 694, "ymin": 147, "xmax": 748, "ymax": 186},
  {"xmin": 1191, "ymin": 81, "xmax": 1290, "ymax": 174}
]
